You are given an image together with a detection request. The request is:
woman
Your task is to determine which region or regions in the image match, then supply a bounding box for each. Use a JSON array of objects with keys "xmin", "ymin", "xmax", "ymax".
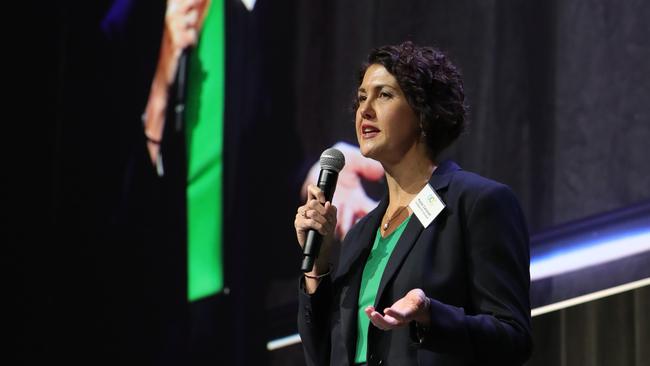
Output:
[{"xmin": 295, "ymin": 42, "xmax": 532, "ymax": 366}]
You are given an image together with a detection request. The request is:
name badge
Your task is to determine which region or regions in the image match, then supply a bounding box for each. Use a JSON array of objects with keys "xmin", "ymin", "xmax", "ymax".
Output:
[{"xmin": 409, "ymin": 184, "xmax": 445, "ymax": 229}]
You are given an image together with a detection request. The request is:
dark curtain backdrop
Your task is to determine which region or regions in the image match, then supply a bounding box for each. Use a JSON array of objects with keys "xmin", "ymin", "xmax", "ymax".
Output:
[
  {"xmin": 14, "ymin": 0, "xmax": 649, "ymax": 365},
  {"xmin": 290, "ymin": 0, "xmax": 650, "ymax": 232}
]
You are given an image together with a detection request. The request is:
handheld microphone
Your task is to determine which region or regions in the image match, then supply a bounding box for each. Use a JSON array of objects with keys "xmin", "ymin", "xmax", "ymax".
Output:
[
  {"xmin": 174, "ymin": 49, "xmax": 190, "ymax": 132},
  {"xmin": 301, "ymin": 148, "xmax": 345, "ymax": 272}
]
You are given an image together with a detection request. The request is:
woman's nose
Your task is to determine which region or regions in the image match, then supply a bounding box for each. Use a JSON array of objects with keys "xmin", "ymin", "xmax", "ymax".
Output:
[{"xmin": 360, "ymin": 101, "xmax": 375, "ymax": 119}]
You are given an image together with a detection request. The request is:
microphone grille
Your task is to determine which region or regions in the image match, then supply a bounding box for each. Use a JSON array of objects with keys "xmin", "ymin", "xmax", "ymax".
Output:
[{"xmin": 320, "ymin": 148, "xmax": 345, "ymax": 172}]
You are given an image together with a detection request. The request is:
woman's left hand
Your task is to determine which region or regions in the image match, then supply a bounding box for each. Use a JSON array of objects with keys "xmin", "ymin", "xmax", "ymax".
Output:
[{"xmin": 365, "ymin": 288, "xmax": 431, "ymax": 330}]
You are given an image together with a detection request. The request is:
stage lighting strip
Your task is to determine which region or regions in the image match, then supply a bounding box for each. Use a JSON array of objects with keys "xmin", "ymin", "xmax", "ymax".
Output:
[
  {"xmin": 530, "ymin": 230, "xmax": 650, "ymax": 280},
  {"xmin": 530, "ymin": 276, "xmax": 650, "ymax": 317},
  {"xmin": 267, "ymin": 277, "xmax": 650, "ymax": 351},
  {"xmin": 267, "ymin": 230, "xmax": 650, "ymax": 351}
]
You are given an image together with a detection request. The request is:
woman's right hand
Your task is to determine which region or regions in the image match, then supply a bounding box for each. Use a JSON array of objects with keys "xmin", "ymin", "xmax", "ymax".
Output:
[
  {"xmin": 301, "ymin": 142, "xmax": 383, "ymax": 240},
  {"xmin": 295, "ymin": 184, "xmax": 338, "ymax": 278}
]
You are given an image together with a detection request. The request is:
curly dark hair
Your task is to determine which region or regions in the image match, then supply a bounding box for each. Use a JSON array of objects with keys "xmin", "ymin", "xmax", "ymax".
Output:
[{"xmin": 355, "ymin": 41, "xmax": 468, "ymax": 159}]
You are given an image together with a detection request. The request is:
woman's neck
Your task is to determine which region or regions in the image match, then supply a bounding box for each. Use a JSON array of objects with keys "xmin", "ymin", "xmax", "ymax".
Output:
[{"xmin": 383, "ymin": 151, "xmax": 437, "ymax": 207}]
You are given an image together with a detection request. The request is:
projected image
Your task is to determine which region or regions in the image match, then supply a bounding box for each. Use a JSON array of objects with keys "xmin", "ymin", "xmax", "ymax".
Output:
[{"xmin": 137, "ymin": 0, "xmax": 223, "ymax": 301}]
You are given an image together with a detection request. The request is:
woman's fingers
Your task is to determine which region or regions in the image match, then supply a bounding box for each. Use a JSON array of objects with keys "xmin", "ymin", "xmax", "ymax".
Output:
[
  {"xmin": 383, "ymin": 307, "xmax": 408, "ymax": 323},
  {"xmin": 306, "ymin": 184, "xmax": 327, "ymax": 204},
  {"xmin": 185, "ymin": 9, "xmax": 199, "ymax": 27},
  {"xmin": 306, "ymin": 198, "xmax": 328, "ymax": 215},
  {"xmin": 360, "ymin": 290, "xmax": 430, "ymax": 331},
  {"xmin": 307, "ymin": 202, "xmax": 336, "ymax": 236},
  {"xmin": 303, "ymin": 185, "xmax": 339, "ymax": 235},
  {"xmin": 295, "ymin": 201, "xmax": 338, "ymax": 239},
  {"xmin": 304, "ymin": 198, "xmax": 336, "ymax": 225},
  {"xmin": 365, "ymin": 307, "xmax": 401, "ymax": 331},
  {"xmin": 169, "ymin": 0, "xmax": 201, "ymax": 16}
]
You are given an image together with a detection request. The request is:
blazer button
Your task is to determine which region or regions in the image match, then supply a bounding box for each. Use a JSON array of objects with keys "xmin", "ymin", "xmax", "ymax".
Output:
[{"xmin": 377, "ymin": 360, "xmax": 383, "ymax": 365}]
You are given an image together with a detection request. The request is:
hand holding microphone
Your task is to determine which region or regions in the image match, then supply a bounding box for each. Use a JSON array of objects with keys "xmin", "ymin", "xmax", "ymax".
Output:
[
  {"xmin": 144, "ymin": 0, "xmax": 208, "ymax": 164},
  {"xmin": 295, "ymin": 148, "xmax": 345, "ymax": 275}
]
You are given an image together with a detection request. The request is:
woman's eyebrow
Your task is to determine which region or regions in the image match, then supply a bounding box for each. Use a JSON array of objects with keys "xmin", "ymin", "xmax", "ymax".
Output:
[{"xmin": 358, "ymin": 84, "xmax": 396, "ymax": 92}]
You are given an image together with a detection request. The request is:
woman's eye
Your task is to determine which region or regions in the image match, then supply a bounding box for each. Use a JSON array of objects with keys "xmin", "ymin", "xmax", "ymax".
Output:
[
  {"xmin": 358, "ymin": 95, "xmax": 367, "ymax": 102},
  {"xmin": 379, "ymin": 91, "xmax": 392, "ymax": 98}
]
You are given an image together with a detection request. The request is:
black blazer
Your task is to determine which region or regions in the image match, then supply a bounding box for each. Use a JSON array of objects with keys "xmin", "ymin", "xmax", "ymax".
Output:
[{"xmin": 298, "ymin": 161, "xmax": 532, "ymax": 366}]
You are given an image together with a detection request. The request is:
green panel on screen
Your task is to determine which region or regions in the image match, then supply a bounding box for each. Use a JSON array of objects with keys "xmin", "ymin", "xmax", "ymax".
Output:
[{"xmin": 186, "ymin": 0, "xmax": 225, "ymax": 301}]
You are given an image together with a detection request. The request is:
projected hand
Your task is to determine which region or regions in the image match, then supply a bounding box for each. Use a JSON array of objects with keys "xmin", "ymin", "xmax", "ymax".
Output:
[
  {"xmin": 301, "ymin": 142, "xmax": 384, "ymax": 240},
  {"xmin": 144, "ymin": 0, "xmax": 211, "ymax": 165},
  {"xmin": 364, "ymin": 289, "xmax": 431, "ymax": 330},
  {"xmin": 163, "ymin": 0, "xmax": 211, "ymax": 79}
]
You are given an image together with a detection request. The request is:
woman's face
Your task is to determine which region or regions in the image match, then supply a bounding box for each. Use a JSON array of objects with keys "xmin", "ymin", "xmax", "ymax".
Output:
[{"xmin": 355, "ymin": 64, "xmax": 421, "ymax": 165}]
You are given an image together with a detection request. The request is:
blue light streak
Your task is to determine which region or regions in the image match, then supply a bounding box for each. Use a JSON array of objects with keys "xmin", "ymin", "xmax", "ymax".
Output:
[{"xmin": 530, "ymin": 230, "xmax": 650, "ymax": 280}]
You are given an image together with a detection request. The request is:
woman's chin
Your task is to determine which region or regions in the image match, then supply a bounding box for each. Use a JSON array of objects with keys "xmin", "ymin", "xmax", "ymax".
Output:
[{"xmin": 359, "ymin": 145, "xmax": 376, "ymax": 159}]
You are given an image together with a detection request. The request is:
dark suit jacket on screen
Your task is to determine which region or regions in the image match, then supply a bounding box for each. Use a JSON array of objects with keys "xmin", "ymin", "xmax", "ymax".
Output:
[{"xmin": 298, "ymin": 160, "xmax": 532, "ymax": 366}]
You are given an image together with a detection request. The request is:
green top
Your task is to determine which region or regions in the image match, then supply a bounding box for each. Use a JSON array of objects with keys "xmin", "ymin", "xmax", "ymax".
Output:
[
  {"xmin": 186, "ymin": 0, "xmax": 225, "ymax": 301},
  {"xmin": 354, "ymin": 215, "xmax": 412, "ymax": 363}
]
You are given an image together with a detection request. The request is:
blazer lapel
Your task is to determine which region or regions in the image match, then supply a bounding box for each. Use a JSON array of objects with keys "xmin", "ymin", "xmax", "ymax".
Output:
[
  {"xmin": 373, "ymin": 216, "xmax": 424, "ymax": 307},
  {"xmin": 374, "ymin": 160, "xmax": 459, "ymax": 307},
  {"xmin": 335, "ymin": 198, "xmax": 387, "ymax": 365},
  {"xmin": 335, "ymin": 159, "xmax": 458, "ymax": 279},
  {"xmin": 335, "ymin": 198, "xmax": 388, "ymax": 278},
  {"xmin": 335, "ymin": 160, "xmax": 461, "ymax": 363}
]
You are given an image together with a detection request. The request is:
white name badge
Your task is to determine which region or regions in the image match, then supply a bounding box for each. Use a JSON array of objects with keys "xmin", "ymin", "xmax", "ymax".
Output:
[{"xmin": 409, "ymin": 184, "xmax": 445, "ymax": 229}]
